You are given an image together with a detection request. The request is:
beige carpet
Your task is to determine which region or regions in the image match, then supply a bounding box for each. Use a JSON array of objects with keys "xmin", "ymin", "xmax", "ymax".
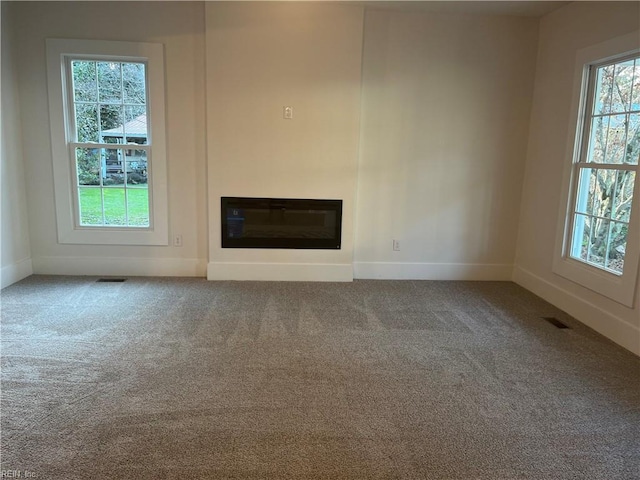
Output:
[{"xmin": 1, "ymin": 276, "xmax": 639, "ymax": 479}]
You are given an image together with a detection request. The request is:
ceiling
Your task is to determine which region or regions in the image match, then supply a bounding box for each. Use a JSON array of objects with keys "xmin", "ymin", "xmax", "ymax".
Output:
[
  {"xmin": 7, "ymin": 0, "xmax": 575, "ymax": 18},
  {"xmin": 352, "ymin": 1, "xmax": 572, "ymax": 17}
]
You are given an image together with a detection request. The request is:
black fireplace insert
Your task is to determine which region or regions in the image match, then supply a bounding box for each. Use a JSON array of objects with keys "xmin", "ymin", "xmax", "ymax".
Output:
[{"xmin": 221, "ymin": 197, "xmax": 342, "ymax": 249}]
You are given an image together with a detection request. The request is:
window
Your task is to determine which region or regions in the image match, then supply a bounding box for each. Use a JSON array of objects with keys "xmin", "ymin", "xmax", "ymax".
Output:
[
  {"xmin": 569, "ymin": 56, "xmax": 639, "ymax": 274},
  {"xmin": 72, "ymin": 60, "xmax": 149, "ymax": 227},
  {"xmin": 554, "ymin": 32, "xmax": 640, "ymax": 307},
  {"xmin": 46, "ymin": 39, "xmax": 168, "ymax": 245}
]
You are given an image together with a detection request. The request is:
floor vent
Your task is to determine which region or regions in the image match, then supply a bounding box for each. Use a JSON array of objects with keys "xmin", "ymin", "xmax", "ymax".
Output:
[
  {"xmin": 543, "ymin": 317, "xmax": 569, "ymax": 329},
  {"xmin": 97, "ymin": 278, "xmax": 127, "ymax": 283}
]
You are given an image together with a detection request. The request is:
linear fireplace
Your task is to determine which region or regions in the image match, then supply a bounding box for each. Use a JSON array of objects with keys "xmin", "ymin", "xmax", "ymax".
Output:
[{"xmin": 221, "ymin": 197, "xmax": 342, "ymax": 249}]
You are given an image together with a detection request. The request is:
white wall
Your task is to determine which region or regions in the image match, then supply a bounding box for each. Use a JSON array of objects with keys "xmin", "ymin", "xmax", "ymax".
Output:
[
  {"xmin": 355, "ymin": 9, "xmax": 539, "ymax": 280},
  {"xmin": 206, "ymin": 2, "xmax": 364, "ymax": 281},
  {"xmin": 1, "ymin": 2, "xmax": 33, "ymax": 288},
  {"xmin": 11, "ymin": 1, "xmax": 207, "ymax": 277},
  {"xmin": 514, "ymin": 1, "xmax": 640, "ymax": 355}
]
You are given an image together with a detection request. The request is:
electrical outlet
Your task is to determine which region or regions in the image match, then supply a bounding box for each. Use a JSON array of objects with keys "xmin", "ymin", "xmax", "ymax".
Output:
[
  {"xmin": 393, "ymin": 239, "xmax": 400, "ymax": 251},
  {"xmin": 174, "ymin": 234, "xmax": 183, "ymax": 247},
  {"xmin": 283, "ymin": 106, "xmax": 293, "ymax": 119}
]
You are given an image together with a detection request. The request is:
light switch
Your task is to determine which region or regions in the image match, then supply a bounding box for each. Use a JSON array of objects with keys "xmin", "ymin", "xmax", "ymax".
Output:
[{"xmin": 283, "ymin": 106, "xmax": 293, "ymax": 119}]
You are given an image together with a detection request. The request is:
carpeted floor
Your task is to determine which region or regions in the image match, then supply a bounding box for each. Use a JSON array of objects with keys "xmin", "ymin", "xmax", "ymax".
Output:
[{"xmin": 1, "ymin": 276, "xmax": 639, "ymax": 479}]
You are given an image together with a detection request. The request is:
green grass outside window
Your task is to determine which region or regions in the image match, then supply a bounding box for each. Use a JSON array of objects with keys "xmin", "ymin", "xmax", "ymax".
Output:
[{"xmin": 79, "ymin": 187, "xmax": 149, "ymax": 226}]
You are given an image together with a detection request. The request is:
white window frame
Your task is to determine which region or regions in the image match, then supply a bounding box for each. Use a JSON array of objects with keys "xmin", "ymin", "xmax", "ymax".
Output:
[
  {"xmin": 553, "ymin": 31, "xmax": 640, "ymax": 308},
  {"xmin": 46, "ymin": 38, "xmax": 168, "ymax": 245}
]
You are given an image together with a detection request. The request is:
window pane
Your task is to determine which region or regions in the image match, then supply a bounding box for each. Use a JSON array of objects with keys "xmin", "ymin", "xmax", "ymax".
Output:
[
  {"xmin": 571, "ymin": 213, "xmax": 590, "ymax": 262},
  {"xmin": 100, "ymin": 105, "xmax": 124, "ymax": 143},
  {"xmin": 75, "ymin": 104, "xmax": 99, "ymax": 142},
  {"xmin": 75, "ymin": 148, "xmax": 100, "ymax": 186},
  {"xmin": 587, "ymin": 217, "xmax": 609, "ymax": 268},
  {"xmin": 606, "ymin": 221, "xmax": 627, "ymax": 274},
  {"xmin": 78, "ymin": 187, "xmax": 103, "ymax": 226},
  {"xmin": 626, "ymin": 113, "xmax": 640, "ymax": 165},
  {"xmin": 123, "ymin": 63, "xmax": 146, "ymax": 105},
  {"xmin": 574, "ymin": 167, "xmax": 594, "ymax": 215},
  {"xmin": 612, "ymin": 170, "xmax": 636, "ymax": 222},
  {"xmin": 593, "ymin": 64, "xmax": 614, "ymax": 116},
  {"xmin": 127, "ymin": 187, "xmax": 149, "ymax": 227},
  {"xmin": 125, "ymin": 149, "xmax": 148, "ymax": 185},
  {"xmin": 103, "ymin": 188, "xmax": 126, "ymax": 225},
  {"xmin": 587, "ymin": 116, "xmax": 607, "ymax": 163},
  {"xmin": 72, "ymin": 61, "xmax": 97, "ymax": 102},
  {"xmin": 124, "ymin": 106, "xmax": 148, "ymax": 144},
  {"xmin": 610, "ymin": 60, "xmax": 635, "ymax": 113},
  {"xmin": 103, "ymin": 148, "xmax": 125, "ymax": 185},
  {"xmin": 603, "ymin": 114, "xmax": 627, "ymax": 164},
  {"xmin": 594, "ymin": 169, "xmax": 615, "ymax": 218},
  {"xmin": 97, "ymin": 62, "xmax": 122, "ymax": 103}
]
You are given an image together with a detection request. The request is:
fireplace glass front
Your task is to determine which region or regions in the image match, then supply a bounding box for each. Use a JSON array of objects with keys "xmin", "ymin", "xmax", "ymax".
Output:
[{"xmin": 221, "ymin": 197, "xmax": 342, "ymax": 249}]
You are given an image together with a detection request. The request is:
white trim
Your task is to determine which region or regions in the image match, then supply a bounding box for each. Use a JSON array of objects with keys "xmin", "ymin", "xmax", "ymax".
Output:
[
  {"xmin": 46, "ymin": 38, "xmax": 168, "ymax": 246},
  {"xmin": 0, "ymin": 258, "xmax": 34, "ymax": 289},
  {"xmin": 513, "ymin": 266, "xmax": 639, "ymax": 356},
  {"xmin": 353, "ymin": 262, "xmax": 513, "ymax": 280},
  {"xmin": 207, "ymin": 262, "xmax": 354, "ymax": 282},
  {"xmin": 32, "ymin": 256, "xmax": 206, "ymax": 277},
  {"xmin": 552, "ymin": 30, "xmax": 640, "ymax": 308}
]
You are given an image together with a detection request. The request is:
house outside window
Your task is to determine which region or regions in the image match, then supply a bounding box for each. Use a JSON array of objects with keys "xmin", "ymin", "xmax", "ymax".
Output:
[
  {"xmin": 46, "ymin": 39, "xmax": 168, "ymax": 246},
  {"xmin": 554, "ymin": 32, "xmax": 640, "ymax": 308}
]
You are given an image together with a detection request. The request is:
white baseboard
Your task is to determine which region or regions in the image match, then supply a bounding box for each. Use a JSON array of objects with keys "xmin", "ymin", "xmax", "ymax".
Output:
[
  {"xmin": 207, "ymin": 262, "xmax": 353, "ymax": 282},
  {"xmin": 513, "ymin": 266, "xmax": 640, "ymax": 356},
  {"xmin": 32, "ymin": 256, "xmax": 207, "ymax": 277},
  {"xmin": 1, "ymin": 257, "xmax": 34, "ymax": 289},
  {"xmin": 353, "ymin": 262, "xmax": 513, "ymax": 281}
]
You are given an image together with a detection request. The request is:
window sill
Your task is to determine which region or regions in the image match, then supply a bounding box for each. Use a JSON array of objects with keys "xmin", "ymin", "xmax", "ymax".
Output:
[
  {"xmin": 552, "ymin": 255, "xmax": 637, "ymax": 307},
  {"xmin": 58, "ymin": 225, "xmax": 168, "ymax": 246}
]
